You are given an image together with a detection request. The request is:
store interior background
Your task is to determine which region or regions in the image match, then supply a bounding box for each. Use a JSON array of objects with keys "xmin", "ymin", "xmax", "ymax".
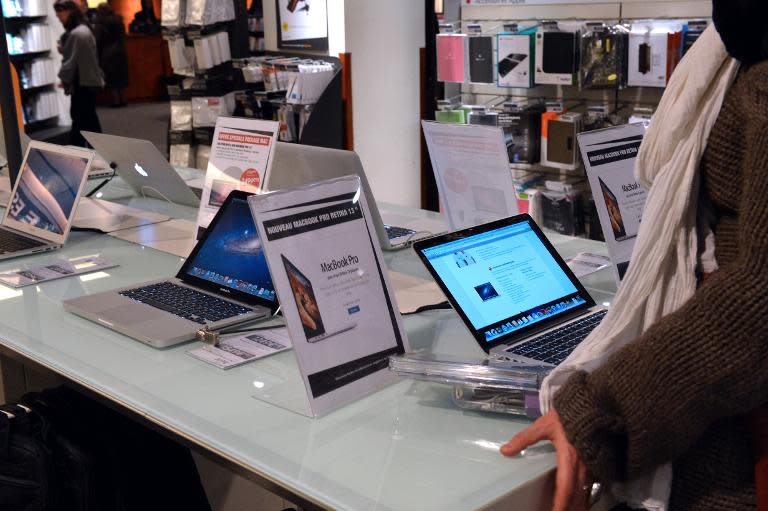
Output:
[{"xmin": 1, "ymin": 0, "xmax": 714, "ymax": 509}]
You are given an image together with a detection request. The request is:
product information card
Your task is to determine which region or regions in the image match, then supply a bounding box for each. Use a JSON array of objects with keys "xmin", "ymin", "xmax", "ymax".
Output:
[
  {"xmin": 422, "ymin": 121, "xmax": 518, "ymax": 231},
  {"xmin": 578, "ymin": 123, "xmax": 648, "ymax": 283},
  {"xmin": 0, "ymin": 256, "xmax": 118, "ymax": 288},
  {"xmin": 249, "ymin": 176, "xmax": 409, "ymax": 417},
  {"xmin": 195, "ymin": 117, "xmax": 279, "ymax": 239}
]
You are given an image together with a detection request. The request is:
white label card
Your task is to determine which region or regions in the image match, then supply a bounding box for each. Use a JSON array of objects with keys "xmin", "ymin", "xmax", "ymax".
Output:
[
  {"xmin": 187, "ymin": 328, "xmax": 292, "ymax": 370},
  {"xmin": 0, "ymin": 256, "xmax": 118, "ymax": 288}
]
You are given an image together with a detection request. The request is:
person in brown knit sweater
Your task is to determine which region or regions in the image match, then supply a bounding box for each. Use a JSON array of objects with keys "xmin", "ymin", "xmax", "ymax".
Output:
[{"xmin": 500, "ymin": 2, "xmax": 768, "ymax": 510}]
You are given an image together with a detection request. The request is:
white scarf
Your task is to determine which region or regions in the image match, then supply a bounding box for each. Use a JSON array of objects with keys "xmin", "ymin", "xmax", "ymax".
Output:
[{"xmin": 540, "ymin": 26, "xmax": 739, "ymax": 510}]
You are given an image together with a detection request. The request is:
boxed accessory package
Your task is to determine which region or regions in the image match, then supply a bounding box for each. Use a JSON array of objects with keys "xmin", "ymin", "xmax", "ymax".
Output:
[
  {"xmin": 191, "ymin": 93, "xmax": 235, "ymax": 127},
  {"xmin": 535, "ymin": 22, "xmax": 581, "ymax": 86},
  {"xmin": 390, "ymin": 353, "xmax": 547, "ymax": 418},
  {"xmin": 468, "ymin": 35, "xmax": 494, "ymax": 84},
  {"xmin": 627, "ymin": 21, "xmax": 683, "ymax": 87},
  {"xmin": 540, "ymin": 187, "xmax": 584, "ymax": 236},
  {"xmin": 579, "ymin": 23, "xmax": 628, "ymax": 90},
  {"xmin": 437, "ymin": 33, "xmax": 468, "ymax": 83},
  {"xmin": 541, "ymin": 107, "xmax": 584, "ymax": 171},
  {"xmin": 498, "ymin": 99, "xmax": 544, "ymax": 164},
  {"xmin": 496, "ymin": 24, "xmax": 536, "ymax": 88},
  {"xmin": 682, "ymin": 20, "xmax": 708, "ymax": 57}
]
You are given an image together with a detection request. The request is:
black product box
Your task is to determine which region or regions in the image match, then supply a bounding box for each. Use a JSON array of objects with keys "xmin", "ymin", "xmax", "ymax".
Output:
[
  {"xmin": 193, "ymin": 127, "xmax": 215, "ymax": 146},
  {"xmin": 499, "ymin": 101, "xmax": 544, "ymax": 164},
  {"xmin": 540, "ymin": 190, "xmax": 584, "ymax": 236},
  {"xmin": 168, "ymin": 130, "xmax": 193, "ymax": 145},
  {"xmin": 580, "ymin": 28, "xmax": 628, "ymax": 89},
  {"xmin": 468, "ymin": 36, "xmax": 495, "ymax": 83}
]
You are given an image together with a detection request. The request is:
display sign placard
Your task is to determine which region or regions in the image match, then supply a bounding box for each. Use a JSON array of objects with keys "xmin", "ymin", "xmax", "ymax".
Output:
[
  {"xmin": 578, "ymin": 123, "xmax": 648, "ymax": 283},
  {"xmin": 195, "ymin": 117, "xmax": 279, "ymax": 239},
  {"xmin": 422, "ymin": 121, "xmax": 519, "ymax": 231},
  {"xmin": 276, "ymin": 0, "xmax": 329, "ymax": 51},
  {"xmin": 249, "ymin": 176, "xmax": 409, "ymax": 417}
]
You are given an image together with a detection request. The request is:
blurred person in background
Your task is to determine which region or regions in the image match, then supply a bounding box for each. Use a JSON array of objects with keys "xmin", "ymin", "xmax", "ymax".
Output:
[
  {"xmin": 54, "ymin": 0, "xmax": 104, "ymax": 147},
  {"xmin": 94, "ymin": 3, "xmax": 129, "ymax": 108}
]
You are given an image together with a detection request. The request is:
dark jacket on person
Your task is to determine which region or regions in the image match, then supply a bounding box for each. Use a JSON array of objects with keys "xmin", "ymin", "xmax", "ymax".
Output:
[
  {"xmin": 58, "ymin": 23, "xmax": 104, "ymax": 94},
  {"xmin": 553, "ymin": 62, "xmax": 768, "ymax": 510},
  {"xmin": 94, "ymin": 14, "xmax": 129, "ymax": 89}
]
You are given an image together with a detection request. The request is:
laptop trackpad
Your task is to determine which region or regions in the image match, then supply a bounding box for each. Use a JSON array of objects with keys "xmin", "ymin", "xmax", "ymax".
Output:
[{"xmin": 101, "ymin": 302, "xmax": 167, "ymax": 323}]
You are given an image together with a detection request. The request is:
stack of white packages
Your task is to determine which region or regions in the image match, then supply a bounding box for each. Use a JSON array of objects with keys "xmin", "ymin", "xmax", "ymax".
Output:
[
  {"xmin": 167, "ymin": 36, "xmax": 196, "ymax": 76},
  {"xmin": 193, "ymin": 32, "xmax": 230, "ymax": 70},
  {"xmin": 185, "ymin": 0, "xmax": 234, "ymax": 27},
  {"xmin": 23, "ymin": 0, "xmax": 47, "ymax": 16},
  {"xmin": 170, "ymin": 100, "xmax": 193, "ymax": 131},
  {"xmin": 161, "ymin": 0, "xmax": 185, "ymax": 27},
  {"xmin": 30, "ymin": 91, "xmax": 58, "ymax": 122},
  {"xmin": 191, "ymin": 93, "xmax": 235, "ymax": 127},
  {"xmin": 22, "ymin": 24, "xmax": 51, "ymax": 52}
]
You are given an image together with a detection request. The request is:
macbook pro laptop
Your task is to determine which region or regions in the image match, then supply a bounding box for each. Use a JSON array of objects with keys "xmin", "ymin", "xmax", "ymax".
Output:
[
  {"xmin": 81, "ymin": 131, "xmax": 201, "ymax": 207},
  {"xmin": 266, "ymin": 142, "xmax": 436, "ymax": 250},
  {"xmin": 281, "ymin": 254, "xmax": 356, "ymax": 343},
  {"xmin": 0, "ymin": 141, "xmax": 93, "ymax": 260},
  {"xmin": 413, "ymin": 214, "xmax": 606, "ymax": 366},
  {"xmin": 63, "ymin": 190, "xmax": 277, "ymax": 348}
]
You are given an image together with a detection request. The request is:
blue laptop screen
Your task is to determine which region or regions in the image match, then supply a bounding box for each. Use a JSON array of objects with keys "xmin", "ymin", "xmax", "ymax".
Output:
[
  {"xmin": 183, "ymin": 196, "xmax": 276, "ymax": 303},
  {"xmin": 420, "ymin": 221, "xmax": 588, "ymax": 344}
]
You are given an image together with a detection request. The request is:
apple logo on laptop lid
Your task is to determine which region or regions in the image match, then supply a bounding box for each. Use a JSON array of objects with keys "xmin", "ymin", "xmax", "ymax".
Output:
[{"xmin": 134, "ymin": 162, "xmax": 149, "ymax": 177}]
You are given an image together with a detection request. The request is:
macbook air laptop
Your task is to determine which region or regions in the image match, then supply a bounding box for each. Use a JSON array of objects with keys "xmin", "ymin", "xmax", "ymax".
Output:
[
  {"xmin": 0, "ymin": 141, "xmax": 93, "ymax": 260},
  {"xmin": 81, "ymin": 131, "xmax": 200, "ymax": 207},
  {"xmin": 413, "ymin": 214, "xmax": 606, "ymax": 366},
  {"xmin": 266, "ymin": 142, "xmax": 434, "ymax": 250},
  {"xmin": 281, "ymin": 254, "xmax": 356, "ymax": 343},
  {"xmin": 63, "ymin": 190, "xmax": 277, "ymax": 348}
]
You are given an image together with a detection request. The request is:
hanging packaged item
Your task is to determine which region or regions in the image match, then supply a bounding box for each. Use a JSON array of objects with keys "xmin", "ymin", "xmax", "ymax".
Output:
[
  {"xmin": 436, "ymin": 33, "xmax": 468, "ymax": 83},
  {"xmin": 468, "ymin": 35, "xmax": 494, "ymax": 84},
  {"xmin": 540, "ymin": 188, "xmax": 584, "ymax": 236},
  {"xmin": 627, "ymin": 21, "xmax": 683, "ymax": 88},
  {"xmin": 498, "ymin": 99, "xmax": 544, "ymax": 164},
  {"xmin": 682, "ymin": 20, "xmax": 708, "ymax": 57},
  {"xmin": 579, "ymin": 23, "xmax": 628, "ymax": 90},
  {"xmin": 161, "ymin": 0, "xmax": 185, "ymax": 27},
  {"xmin": 541, "ymin": 107, "xmax": 584, "ymax": 171},
  {"xmin": 535, "ymin": 22, "xmax": 581, "ymax": 86},
  {"xmin": 497, "ymin": 24, "xmax": 536, "ymax": 88}
]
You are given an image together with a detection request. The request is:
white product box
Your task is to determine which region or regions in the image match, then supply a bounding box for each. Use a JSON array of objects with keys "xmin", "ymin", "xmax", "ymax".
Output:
[
  {"xmin": 628, "ymin": 32, "xmax": 669, "ymax": 88},
  {"xmin": 497, "ymin": 33, "xmax": 533, "ymax": 88}
]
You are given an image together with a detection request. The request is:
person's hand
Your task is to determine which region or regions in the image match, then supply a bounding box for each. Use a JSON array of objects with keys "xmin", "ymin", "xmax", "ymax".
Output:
[{"xmin": 501, "ymin": 409, "xmax": 593, "ymax": 511}]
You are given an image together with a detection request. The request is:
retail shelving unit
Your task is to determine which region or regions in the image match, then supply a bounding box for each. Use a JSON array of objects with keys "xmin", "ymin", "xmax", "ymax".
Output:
[{"xmin": 2, "ymin": 0, "xmax": 59, "ymax": 133}]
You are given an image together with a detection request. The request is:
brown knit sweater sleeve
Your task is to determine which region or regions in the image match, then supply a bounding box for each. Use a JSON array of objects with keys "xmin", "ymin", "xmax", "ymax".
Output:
[{"xmin": 553, "ymin": 65, "xmax": 768, "ymax": 484}]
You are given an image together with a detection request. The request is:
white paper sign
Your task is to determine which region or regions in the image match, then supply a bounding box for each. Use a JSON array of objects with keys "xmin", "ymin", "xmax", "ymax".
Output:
[
  {"xmin": 578, "ymin": 124, "xmax": 648, "ymax": 283},
  {"xmin": 422, "ymin": 121, "xmax": 519, "ymax": 231},
  {"xmin": 187, "ymin": 328, "xmax": 292, "ymax": 370},
  {"xmin": 249, "ymin": 176, "xmax": 409, "ymax": 417},
  {"xmin": 195, "ymin": 117, "xmax": 279, "ymax": 238},
  {"xmin": 0, "ymin": 256, "xmax": 117, "ymax": 288}
]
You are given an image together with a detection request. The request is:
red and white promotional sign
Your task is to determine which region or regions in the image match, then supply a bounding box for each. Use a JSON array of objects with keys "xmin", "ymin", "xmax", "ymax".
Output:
[{"xmin": 195, "ymin": 117, "xmax": 279, "ymax": 238}]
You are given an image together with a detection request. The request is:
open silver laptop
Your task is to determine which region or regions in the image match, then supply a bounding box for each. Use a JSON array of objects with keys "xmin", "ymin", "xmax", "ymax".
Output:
[
  {"xmin": 63, "ymin": 191, "xmax": 276, "ymax": 348},
  {"xmin": 413, "ymin": 214, "xmax": 606, "ymax": 367},
  {"xmin": 81, "ymin": 131, "xmax": 200, "ymax": 207},
  {"xmin": 0, "ymin": 141, "xmax": 93, "ymax": 260},
  {"xmin": 266, "ymin": 143, "xmax": 433, "ymax": 251}
]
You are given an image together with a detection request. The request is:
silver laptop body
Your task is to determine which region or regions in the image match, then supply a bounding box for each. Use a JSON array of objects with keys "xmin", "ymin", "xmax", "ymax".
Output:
[
  {"xmin": 0, "ymin": 141, "xmax": 93, "ymax": 260},
  {"xmin": 266, "ymin": 142, "xmax": 423, "ymax": 251},
  {"xmin": 81, "ymin": 131, "xmax": 200, "ymax": 207},
  {"xmin": 63, "ymin": 191, "xmax": 275, "ymax": 348}
]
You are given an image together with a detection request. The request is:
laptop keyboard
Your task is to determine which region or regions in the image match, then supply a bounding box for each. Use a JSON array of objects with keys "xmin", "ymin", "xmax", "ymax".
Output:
[
  {"xmin": 0, "ymin": 229, "xmax": 46, "ymax": 254},
  {"xmin": 385, "ymin": 225, "xmax": 416, "ymax": 240},
  {"xmin": 505, "ymin": 310, "xmax": 608, "ymax": 365},
  {"xmin": 119, "ymin": 282, "xmax": 253, "ymax": 325}
]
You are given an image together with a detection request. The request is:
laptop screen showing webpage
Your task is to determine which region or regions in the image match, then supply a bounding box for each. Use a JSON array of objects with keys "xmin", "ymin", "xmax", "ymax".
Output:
[
  {"xmin": 181, "ymin": 195, "xmax": 277, "ymax": 305},
  {"xmin": 418, "ymin": 219, "xmax": 592, "ymax": 348},
  {"xmin": 6, "ymin": 146, "xmax": 90, "ymax": 237}
]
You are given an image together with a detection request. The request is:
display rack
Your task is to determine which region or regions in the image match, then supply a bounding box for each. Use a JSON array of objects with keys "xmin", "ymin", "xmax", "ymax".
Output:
[
  {"xmin": 2, "ymin": 0, "xmax": 59, "ymax": 133},
  {"xmin": 430, "ymin": 0, "xmax": 711, "ymax": 241}
]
